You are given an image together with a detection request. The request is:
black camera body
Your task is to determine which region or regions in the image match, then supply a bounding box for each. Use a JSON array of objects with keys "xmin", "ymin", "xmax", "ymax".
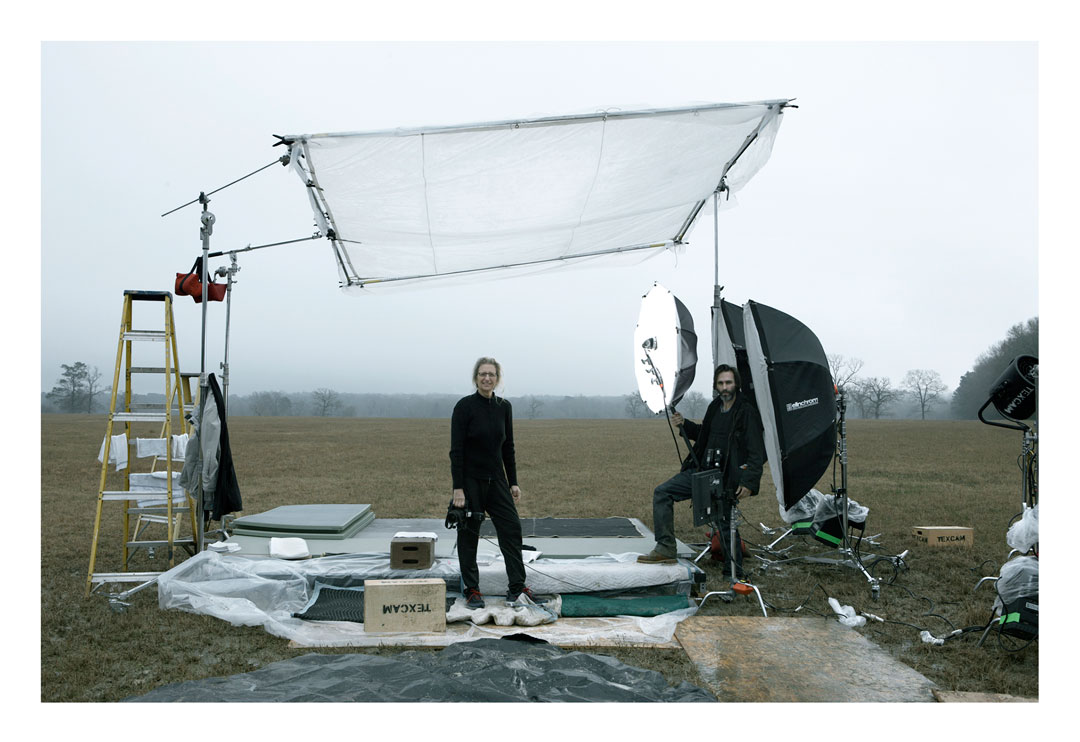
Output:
[{"xmin": 445, "ymin": 500, "xmax": 485, "ymax": 530}]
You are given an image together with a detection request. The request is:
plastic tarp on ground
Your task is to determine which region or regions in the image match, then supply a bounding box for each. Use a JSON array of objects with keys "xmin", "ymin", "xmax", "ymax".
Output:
[
  {"xmin": 284, "ymin": 101, "xmax": 790, "ymax": 289},
  {"xmin": 124, "ymin": 638, "xmax": 716, "ymax": 702},
  {"xmin": 157, "ymin": 551, "xmax": 697, "ymax": 647}
]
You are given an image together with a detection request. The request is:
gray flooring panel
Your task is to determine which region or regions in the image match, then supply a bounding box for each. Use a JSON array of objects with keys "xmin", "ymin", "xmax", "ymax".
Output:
[
  {"xmin": 226, "ymin": 517, "xmax": 694, "ymax": 559},
  {"xmin": 231, "ymin": 504, "xmax": 373, "ymax": 533}
]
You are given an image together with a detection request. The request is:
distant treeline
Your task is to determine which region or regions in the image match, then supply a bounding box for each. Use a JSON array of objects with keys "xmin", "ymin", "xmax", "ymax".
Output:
[
  {"xmin": 212, "ymin": 391, "xmax": 631, "ymax": 419},
  {"xmin": 41, "ymin": 317, "xmax": 1038, "ymax": 421},
  {"xmin": 40, "ymin": 387, "xmax": 957, "ymax": 420}
]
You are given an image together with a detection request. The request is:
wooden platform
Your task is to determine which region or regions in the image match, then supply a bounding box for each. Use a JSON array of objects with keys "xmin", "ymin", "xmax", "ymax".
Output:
[
  {"xmin": 676, "ymin": 616, "xmax": 938, "ymax": 702},
  {"xmin": 932, "ymin": 690, "xmax": 1037, "ymax": 703}
]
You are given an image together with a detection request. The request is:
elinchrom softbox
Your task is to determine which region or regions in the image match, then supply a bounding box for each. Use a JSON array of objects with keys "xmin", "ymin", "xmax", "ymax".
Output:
[
  {"xmin": 634, "ymin": 284, "xmax": 698, "ymax": 413},
  {"xmin": 712, "ymin": 298, "xmax": 754, "ymax": 399},
  {"xmin": 743, "ymin": 300, "xmax": 836, "ymax": 514}
]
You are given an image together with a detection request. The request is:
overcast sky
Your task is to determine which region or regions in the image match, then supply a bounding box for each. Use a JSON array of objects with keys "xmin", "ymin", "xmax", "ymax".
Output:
[{"xmin": 39, "ymin": 37, "xmax": 1045, "ymax": 402}]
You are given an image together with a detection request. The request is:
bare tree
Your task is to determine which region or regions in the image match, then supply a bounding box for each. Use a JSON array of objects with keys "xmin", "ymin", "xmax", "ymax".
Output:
[
  {"xmin": 624, "ymin": 392, "xmax": 650, "ymax": 419},
  {"xmin": 527, "ymin": 396, "xmax": 544, "ymax": 420},
  {"xmin": 252, "ymin": 391, "xmax": 293, "ymax": 416},
  {"xmin": 311, "ymin": 387, "xmax": 342, "ymax": 417},
  {"xmin": 902, "ymin": 369, "xmax": 948, "ymax": 420},
  {"xmin": 855, "ymin": 377, "xmax": 899, "ymax": 419},
  {"xmin": 828, "ymin": 354, "xmax": 865, "ymax": 392},
  {"xmin": 680, "ymin": 391, "xmax": 708, "ymax": 419},
  {"xmin": 83, "ymin": 366, "xmax": 106, "ymax": 413}
]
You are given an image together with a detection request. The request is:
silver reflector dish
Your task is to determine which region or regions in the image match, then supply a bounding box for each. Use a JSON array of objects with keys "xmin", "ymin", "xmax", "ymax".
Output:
[{"xmin": 634, "ymin": 284, "xmax": 698, "ymax": 414}]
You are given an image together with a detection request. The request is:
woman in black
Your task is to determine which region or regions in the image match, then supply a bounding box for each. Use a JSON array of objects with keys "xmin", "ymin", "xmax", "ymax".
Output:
[{"xmin": 450, "ymin": 357, "xmax": 541, "ymax": 609}]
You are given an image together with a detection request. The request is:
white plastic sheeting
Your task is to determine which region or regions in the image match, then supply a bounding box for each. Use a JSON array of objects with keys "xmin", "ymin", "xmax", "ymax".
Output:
[
  {"xmin": 284, "ymin": 101, "xmax": 789, "ymax": 290},
  {"xmin": 157, "ymin": 551, "xmax": 695, "ymax": 647},
  {"xmin": 1006, "ymin": 504, "xmax": 1038, "ymax": 553}
]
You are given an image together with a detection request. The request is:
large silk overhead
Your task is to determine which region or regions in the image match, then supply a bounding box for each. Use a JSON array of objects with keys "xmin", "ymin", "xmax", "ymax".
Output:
[{"xmin": 283, "ymin": 101, "xmax": 790, "ymax": 291}]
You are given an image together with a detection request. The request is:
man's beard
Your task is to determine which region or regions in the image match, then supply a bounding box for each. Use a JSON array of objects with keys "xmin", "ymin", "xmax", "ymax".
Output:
[{"xmin": 719, "ymin": 390, "xmax": 735, "ymax": 403}]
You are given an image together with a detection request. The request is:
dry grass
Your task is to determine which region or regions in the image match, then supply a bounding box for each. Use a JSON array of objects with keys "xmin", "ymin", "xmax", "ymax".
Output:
[{"xmin": 41, "ymin": 414, "xmax": 1038, "ymax": 702}]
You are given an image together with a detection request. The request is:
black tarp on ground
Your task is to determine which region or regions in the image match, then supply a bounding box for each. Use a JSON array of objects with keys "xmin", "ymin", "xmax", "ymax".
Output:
[{"xmin": 123, "ymin": 638, "xmax": 716, "ymax": 702}]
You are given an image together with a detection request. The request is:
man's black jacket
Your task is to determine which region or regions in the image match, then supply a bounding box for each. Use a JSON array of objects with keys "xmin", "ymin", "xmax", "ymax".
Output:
[{"xmin": 681, "ymin": 393, "xmax": 765, "ymax": 495}]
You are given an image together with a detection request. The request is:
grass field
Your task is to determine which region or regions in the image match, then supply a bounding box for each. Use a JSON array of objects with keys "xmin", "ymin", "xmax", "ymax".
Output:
[{"xmin": 40, "ymin": 414, "xmax": 1038, "ymax": 702}]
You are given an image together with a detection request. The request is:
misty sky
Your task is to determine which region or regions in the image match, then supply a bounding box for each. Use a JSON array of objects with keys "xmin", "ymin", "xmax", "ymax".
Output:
[{"xmin": 39, "ymin": 39, "xmax": 1044, "ymax": 402}]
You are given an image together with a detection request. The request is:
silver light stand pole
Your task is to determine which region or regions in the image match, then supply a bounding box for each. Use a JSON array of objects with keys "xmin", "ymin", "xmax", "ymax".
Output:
[
  {"xmin": 697, "ymin": 188, "xmax": 767, "ymax": 616},
  {"xmin": 215, "ymin": 252, "xmax": 240, "ymax": 416},
  {"xmin": 834, "ymin": 391, "xmax": 881, "ymax": 599},
  {"xmin": 195, "ymin": 194, "xmax": 215, "ymax": 554}
]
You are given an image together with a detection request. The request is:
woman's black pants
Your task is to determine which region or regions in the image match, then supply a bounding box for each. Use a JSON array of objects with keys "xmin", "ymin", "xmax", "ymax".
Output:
[{"xmin": 456, "ymin": 476, "xmax": 525, "ymax": 594}]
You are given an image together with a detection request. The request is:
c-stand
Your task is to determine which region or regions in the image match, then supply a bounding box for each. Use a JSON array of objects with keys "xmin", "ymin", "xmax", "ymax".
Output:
[
  {"xmin": 687, "ymin": 453, "xmax": 767, "ymax": 616},
  {"xmin": 759, "ymin": 391, "xmax": 908, "ymax": 600}
]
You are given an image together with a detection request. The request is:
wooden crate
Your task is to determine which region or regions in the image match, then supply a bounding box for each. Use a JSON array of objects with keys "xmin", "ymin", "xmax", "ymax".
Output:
[{"xmin": 363, "ymin": 578, "xmax": 446, "ymax": 633}]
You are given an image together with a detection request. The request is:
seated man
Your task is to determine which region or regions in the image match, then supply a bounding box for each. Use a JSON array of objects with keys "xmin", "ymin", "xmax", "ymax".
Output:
[{"xmin": 638, "ymin": 364, "xmax": 765, "ymax": 578}]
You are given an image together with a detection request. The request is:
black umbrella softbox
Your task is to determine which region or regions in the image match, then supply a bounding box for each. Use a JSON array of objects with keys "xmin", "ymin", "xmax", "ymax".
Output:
[{"xmin": 744, "ymin": 300, "xmax": 837, "ymax": 513}]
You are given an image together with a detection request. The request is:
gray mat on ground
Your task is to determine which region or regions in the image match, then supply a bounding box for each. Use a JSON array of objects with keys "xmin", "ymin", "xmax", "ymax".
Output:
[
  {"xmin": 123, "ymin": 638, "xmax": 716, "ymax": 702},
  {"xmin": 479, "ymin": 517, "xmax": 641, "ymax": 538}
]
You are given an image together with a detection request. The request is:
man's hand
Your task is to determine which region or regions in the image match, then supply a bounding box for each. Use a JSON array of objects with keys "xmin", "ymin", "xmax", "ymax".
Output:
[
  {"xmin": 511, "ymin": 485, "xmax": 521, "ymax": 502},
  {"xmin": 671, "ymin": 411, "xmax": 685, "ymax": 427},
  {"xmin": 452, "ymin": 489, "xmax": 465, "ymax": 508},
  {"xmin": 734, "ymin": 485, "xmax": 753, "ymax": 501}
]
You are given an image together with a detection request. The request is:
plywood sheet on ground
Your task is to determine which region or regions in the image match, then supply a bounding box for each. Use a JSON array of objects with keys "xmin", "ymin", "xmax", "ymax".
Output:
[
  {"xmin": 676, "ymin": 616, "xmax": 937, "ymax": 702},
  {"xmin": 932, "ymin": 690, "xmax": 1036, "ymax": 703},
  {"xmin": 286, "ymin": 616, "xmax": 683, "ymax": 649}
]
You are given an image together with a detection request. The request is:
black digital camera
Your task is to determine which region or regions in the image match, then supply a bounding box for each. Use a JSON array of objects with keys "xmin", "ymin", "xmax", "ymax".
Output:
[{"xmin": 445, "ymin": 499, "xmax": 485, "ymax": 529}]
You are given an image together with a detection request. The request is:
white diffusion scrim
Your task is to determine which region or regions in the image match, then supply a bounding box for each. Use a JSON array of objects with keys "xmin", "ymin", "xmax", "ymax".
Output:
[{"xmin": 634, "ymin": 284, "xmax": 681, "ymax": 414}]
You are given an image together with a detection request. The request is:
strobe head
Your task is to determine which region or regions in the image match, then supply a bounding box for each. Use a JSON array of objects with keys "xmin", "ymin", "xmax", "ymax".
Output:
[
  {"xmin": 989, "ymin": 355, "xmax": 1038, "ymax": 421},
  {"xmin": 979, "ymin": 354, "xmax": 1038, "ymax": 430}
]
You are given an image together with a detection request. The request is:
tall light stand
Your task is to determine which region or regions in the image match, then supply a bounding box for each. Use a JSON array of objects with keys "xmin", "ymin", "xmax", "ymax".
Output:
[
  {"xmin": 760, "ymin": 392, "xmax": 909, "ymax": 599},
  {"xmin": 215, "ymin": 252, "xmax": 240, "ymax": 415},
  {"xmin": 194, "ymin": 193, "xmax": 215, "ymax": 554}
]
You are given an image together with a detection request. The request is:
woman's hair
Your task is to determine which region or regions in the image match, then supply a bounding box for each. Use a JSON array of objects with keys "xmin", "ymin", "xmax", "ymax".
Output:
[
  {"xmin": 713, "ymin": 363, "xmax": 741, "ymax": 389},
  {"xmin": 472, "ymin": 357, "xmax": 502, "ymax": 387}
]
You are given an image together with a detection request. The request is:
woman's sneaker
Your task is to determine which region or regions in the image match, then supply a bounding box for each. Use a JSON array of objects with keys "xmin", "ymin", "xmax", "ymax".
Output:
[
  {"xmin": 464, "ymin": 588, "xmax": 485, "ymax": 609},
  {"xmin": 506, "ymin": 586, "xmax": 549, "ymax": 606}
]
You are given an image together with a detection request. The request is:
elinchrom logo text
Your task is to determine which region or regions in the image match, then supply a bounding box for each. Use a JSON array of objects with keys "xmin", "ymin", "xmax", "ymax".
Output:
[{"xmin": 786, "ymin": 398, "xmax": 819, "ymax": 412}]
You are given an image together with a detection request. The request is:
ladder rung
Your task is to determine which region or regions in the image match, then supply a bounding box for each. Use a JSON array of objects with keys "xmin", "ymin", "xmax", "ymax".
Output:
[
  {"xmin": 123, "ymin": 330, "xmax": 168, "ymax": 342},
  {"xmin": 127, "ymin": 539, "xmax": 196, "ymax": 548},
  {"xmin": 129, "ymin": 506, "xmax": 191, "ymax": 515},
  {"xmin": 128, "ymin": 367, "xmax": 198, "ymax": 379},
  {"xmin": 90, "ymin": 571, "xmax": 164, "ymax": 584},
  {"xmin": 112, "ymin": 412, "xmax": 168, "ymax": 423},
  {"xmin": 102, "ymin": 491, "xmax": 187, "ymax": 501}
]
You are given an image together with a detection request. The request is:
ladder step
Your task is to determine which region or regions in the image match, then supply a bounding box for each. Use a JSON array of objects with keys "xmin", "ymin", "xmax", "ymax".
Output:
[
  {"xmin": 112, "ymin": 412, "xmax": 168, "ymax": 423},
  {"xmin": 102, "ymin": 491, "xmax": 187, "ymax": 501},
  {"xmin": 123, "ymin": 330, "xmax": 168, "ymax": 342},
  {"xmin": 129, "ymin": 506, "xmax": 191, "ymax": 515},
  {"xmin": 127, "ymin": 538, "xmax": 196, "ymax": 548},
  {"xmin": 129, "ymin": 367, "xmax": 199, "ymax": 377},
  {"xmin": 124, "ymin": 290, "xmax": 171, "ymax": 302},
  {"xmin": 91, "ymin": 571, "xmax": 165, "ymax": 584}
]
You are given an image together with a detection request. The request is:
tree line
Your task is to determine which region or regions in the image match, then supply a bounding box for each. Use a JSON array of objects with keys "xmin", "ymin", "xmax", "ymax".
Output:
[{"xmin": 43, "ymin": 317, "xmax": 1037, "ymax": 421}]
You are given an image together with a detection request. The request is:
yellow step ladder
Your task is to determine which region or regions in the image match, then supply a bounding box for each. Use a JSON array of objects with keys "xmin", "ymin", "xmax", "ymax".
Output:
[{"xmin": 86, "ymin": 290, "xmax": 199, "ymax": 601}]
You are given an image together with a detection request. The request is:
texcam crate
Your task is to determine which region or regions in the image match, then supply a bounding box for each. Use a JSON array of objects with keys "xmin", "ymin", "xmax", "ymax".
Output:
[
  {"xmin": 390, "ymin": 535, "xmax": 436, "ymax": 569},
  {"xmin": 912, "ymin": 526, "xmax": 973, "ymax": 547},
  {"xmin": 363, "ymin": 578, "xmax": 446, "ymax": 633}
]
